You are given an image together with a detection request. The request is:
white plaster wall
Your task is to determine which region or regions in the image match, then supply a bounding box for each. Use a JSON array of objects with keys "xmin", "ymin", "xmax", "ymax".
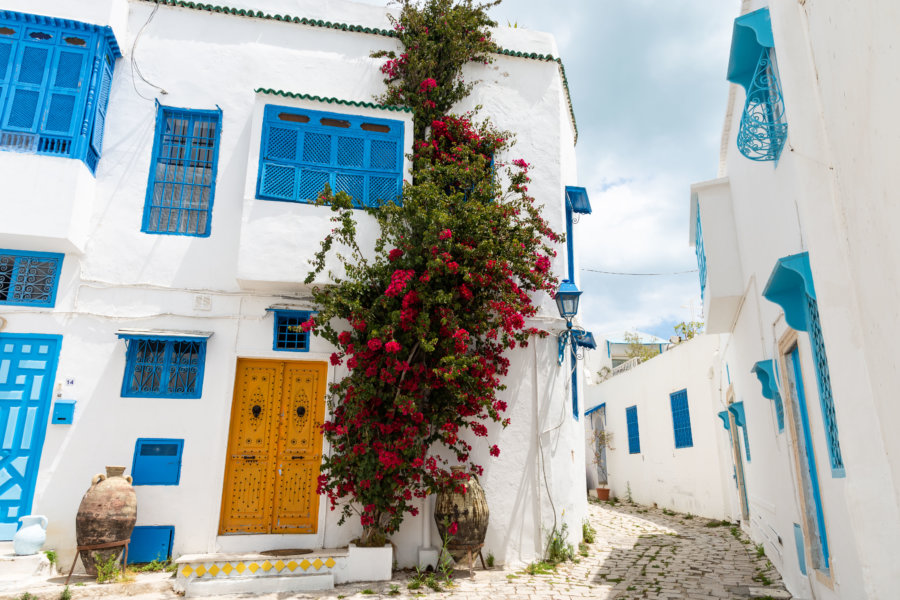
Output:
[
  {"xmin": 0, "ymin": 0, "xmax": 585, "ymax": 572},
  {"xmin": 583, "ymin": 335, "xmax": 730, "ymax": 520}
]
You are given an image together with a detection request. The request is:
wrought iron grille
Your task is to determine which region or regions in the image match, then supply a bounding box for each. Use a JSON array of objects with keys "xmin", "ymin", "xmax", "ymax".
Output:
[
  {"xmin": 122, "ymin": 337, "xmax": 206, "ymax": 398},
  {"xmin": 626, "ymin": 405, "xmax": 641, "ymax": 454},
  {"xmin": 805, "ymin": 294, "xmax": 844, "ymax": 475},
  {"xmin": 0, "ymin": 250, "xmax": 63, "ymax": 306},
  {"xmin": 143, "ymin": 107, "xmax": 221, "ymax": 236},
  {"xmin": 695, "ymin": 208, "xmax": 707, "ymax": 301},
  {"xmin": 737, "ymin": 48, "xmax": 788, "ymax": 161},
  {"xmin": 669, "ymin": 389, "xmax": 693, "ymax": 449}
]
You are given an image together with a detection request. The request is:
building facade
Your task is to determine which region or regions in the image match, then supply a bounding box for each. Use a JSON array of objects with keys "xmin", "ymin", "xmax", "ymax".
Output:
[{"xmin": 0, "ymin": 0, "xmax": 590, "ymax": 576}]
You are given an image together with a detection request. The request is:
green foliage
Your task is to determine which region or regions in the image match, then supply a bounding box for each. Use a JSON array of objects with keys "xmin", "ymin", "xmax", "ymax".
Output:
[
  {"xmin": 129, "ymin": 558, "xmax": 171, "ymax": 573},
  {"xmin": 674, "ymin": 321, "xmax": 704, "ymax": 340},
  {"xmin": 625, "ymin": 482, "xmax": 633, "ymax": 504},
  {"xmin": 44, "ymin": 549, "xmax": 58, "ymax": 568},
  {"xmin": 578, "ymin": 542, "xmax": 589, "ymax": 557},
  {"xmin": 388, "ymin": 583, "xmax": 401, "ymax": 595},
  {"xmin": 523, "ymin": 560, "xmax": 554, "ymax": 575},
  {"xmin": 545, "ymin": 523, "xmax": 575, "ymax": 565},
  {"xmin": 94, "ymin": 552, "xmax": 122, "ymax": 583},
  {"xmin": 485, "ymin": 552, "xmax": 495, "ymax": 568},
  {"xmin": 662, "ymin": 508, "xmax": 675, "ymax": 516},
  {"xmin": 361, "ymin": 589, "xmax": 375, "ymax": 595},
  {"xmin": 756, "ymin": 543, "xmax": 766, "ymax": 558},
  {"xmin": 582, "ymin": 520, "xmax": 596, "ymax": 544},
  {"xmin": 684, "ymin": 513, "xmax": 694, "ymax": 520},
  {"xmin": 705, "ymin": 519, "xmax": 730, "ymax": 527},
  {"xmin": 59, "ymin": 587, "xmax": 72, "ymax": 600},
  {"xmin": 623, "ymin": 331, "xmax": 660, "ymax": 362},
  {"xmin": 16, "ymin": 593, "xmax": 37, "ymax": 600}
]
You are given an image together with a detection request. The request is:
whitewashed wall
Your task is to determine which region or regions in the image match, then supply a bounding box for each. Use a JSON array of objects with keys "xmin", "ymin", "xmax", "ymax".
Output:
[
  {"xmin": 0, "ymin": 0, "xmax": 586, "ymax": 570},
  {"xmin": 583, "ymin": 335, "xmax": 731, "ymax": 519}
]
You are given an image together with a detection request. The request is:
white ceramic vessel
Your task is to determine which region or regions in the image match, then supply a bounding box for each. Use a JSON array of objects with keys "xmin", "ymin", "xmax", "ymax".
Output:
[{"xmin": 13, "ymin": 515, "xmax": 48, "ymax": 555}]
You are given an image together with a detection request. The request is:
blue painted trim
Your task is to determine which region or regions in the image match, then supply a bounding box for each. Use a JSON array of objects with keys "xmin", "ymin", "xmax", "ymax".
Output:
[
  {"xmin": 669, "ymin": 389, "xmax": 693, "ymax": 449},
  {"xmin": 752, "ymin": 360, "xmax": 784, "ymax": 432},
  {"xmin": 132, "ymin": 438, "xmax": 184, "ymax": 485},
  {"xmin": 585, "ymin": 402, "xmax": 606, "ymax": 417},
  {"xmin": 564, "ymin": 185, "xmax": 591, "ymax": 214},
  {"xmin": 789, "ymin": 346, "xmax": 830, "ymax": 570},
  {"xmin": 717, "ymin": 410, "xmax": 730, "ymax": 431},
  {"xmin": 793, "ymin": 523, "xmax": 808, "ymax": 576},
  {"xmin": 0, "ymin": 11, "xmax": 122, "ymax": 58},
  {"xmin": 565, "ymin": 205, "xmax": 575, "ymax": 281},
  {"xmin": 0, "ymin": 249, "xmax": 64, "ymax": 308},
  {"xmin": 606, "ymin": 340, "xmax": 611, "ymax": 359},
  {"xmin": 127, "ymin": 525, "xmax": 175, "ymax": 564},
  {"xmin": 570, "ymin": 343, "xmax": 579, "ymax": 420},
  {"xmin": 626, "ymin": 405, "xmax": 640, "ymax": 454},
  {"xmin": 142, "ymin": 105, "xmax": 222, "ymax": 237},
  {"xmin": 727, "ymin": 8, "xmax": 775, "ymax": 91},
  {"xmin": 728, "ymin": 401, "xmax": 750, "ymax": 461},
  {"xmin": 762, "ymin": 252, "xmax": 816, "ymax": 332},
  {"xmin": 51, "ymin": 399, "xmax": 75, "ymax": 424},
  {"xmin": 270, "ymin": 309, "xmax": 311, "ymax": 352},
  {"xmin": 119, "ymin": 335, "xmax": 207, "ymax": 399},
  {"xmin": 726, "ymin": 363, "xmax": 731, "ymax": 385},
  {"xmin": 0, "ymin": 333, "xmax": 61, "ymax": 535}
]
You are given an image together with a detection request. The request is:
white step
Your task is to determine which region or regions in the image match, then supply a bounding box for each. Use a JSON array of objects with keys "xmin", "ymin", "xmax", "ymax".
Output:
[{"xmin": 184, "ymin": 573, "xmax": 333, "ymax": 597}]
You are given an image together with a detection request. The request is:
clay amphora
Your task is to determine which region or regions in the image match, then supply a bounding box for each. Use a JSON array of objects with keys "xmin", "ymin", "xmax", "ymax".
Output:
[
  {"xmin": 434, "ymin": 466, "xmax": 489, "ymax": 562},
  {"xmin": 75, "ymin": 466, "xmax": 137, "ymax": 575}
]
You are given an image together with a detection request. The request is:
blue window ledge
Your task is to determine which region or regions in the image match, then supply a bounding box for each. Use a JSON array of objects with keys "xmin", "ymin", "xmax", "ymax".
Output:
[
  {"xmin": 257, "ymin": 105, "xmax": 404, "ymax": 207},
  {"xmin": 727, "ymin": 8, "xmax": 787, "ymax": 162},
  {"xmin": 117, "ymin": 330, "xmax": 211, "ymax": 399},
  {"xmin": 751, "ymin": 359, "xmax": 785, "ymax": 432},
  {"xmin": 143, "ymin": 105, "xmax": 222, "ymax": 237},
  {"xmin": 565, "ymin": 186, "xmax": 591, "ymax": 215},
  {"xmin": 0, "ymin": 11, "xmax": 121, "ymax": 174},
  {"xmin": 763, "ymin": 251, "xmax": 844, "ymax": 477},
  {"xmin": 269, "ymin": 309, "xmax": 311, "ymax": 352},
  {"xmin": 0, "ymin": 249, "xmax": 63, "ymax": 307}
]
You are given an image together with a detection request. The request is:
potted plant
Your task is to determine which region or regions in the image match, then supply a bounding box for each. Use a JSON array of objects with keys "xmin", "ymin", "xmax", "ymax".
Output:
[{"xmin": 591, "ymin": 430, "xmax": 613, "ymax": 500}]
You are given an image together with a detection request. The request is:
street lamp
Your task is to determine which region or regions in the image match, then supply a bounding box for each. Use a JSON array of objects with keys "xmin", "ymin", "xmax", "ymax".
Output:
[{"xmin": 556, "ymin": 280, "xmax": 583, "ymax": 365}]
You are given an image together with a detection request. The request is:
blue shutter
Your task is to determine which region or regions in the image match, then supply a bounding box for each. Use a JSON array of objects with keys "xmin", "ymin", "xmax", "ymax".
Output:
[
  {"xmin": 41, "ymin": 48, "xmax": 86, "ymax": 137},
  {"xmin": 3, "ymin": 43, "xmax": 50, "ymax": 132},
  {"xmin": 670, "ymin": 389, "xmax": 694, "ymax": 449},
  {"xmin": 89, "ymin": 57, "xmax": 111, "ymax": 155},
  {"xmin": 626, "ymin": 406, "xmax": 640, "ymax": 454},
  {"xmin": 0, "ymin": 35, "xmax": 14, "ymax": 117}
]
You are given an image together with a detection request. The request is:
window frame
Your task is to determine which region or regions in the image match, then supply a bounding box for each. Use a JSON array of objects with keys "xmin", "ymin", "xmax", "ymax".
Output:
[
  {"xmin": 142, "ymin": 105, "xmax": 222, "ymax": 237},
  {"xmin": 271, "ymin": 309, "xmax": 312, "ymax": 352},
  {"xmin": 0, "ymin": 248, "xmax": 63, "ymax": 307},
  {"xmin": 120, "ymin": 335, "xmax": 207, "ymax": 399}
]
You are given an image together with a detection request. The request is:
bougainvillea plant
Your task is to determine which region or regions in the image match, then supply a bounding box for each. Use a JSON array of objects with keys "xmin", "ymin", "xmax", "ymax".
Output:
[{"xmin": 304, "ymin": 0, "xmax": 562, "ymax": 545}]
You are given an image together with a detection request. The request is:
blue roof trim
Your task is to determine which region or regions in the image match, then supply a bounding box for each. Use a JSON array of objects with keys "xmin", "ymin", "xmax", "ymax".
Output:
[
  {"xmin": 585, "ymin": 402, "xmax": 606, "ymax": 417},
  {"xmin": 762, "ymin": 252, "xmax": 816, "ymax": 332},
  {"xmin": 751, "ymin": 360, "xmax": 778, "ymax": 401},
  {"xmin": 717, "ymin": 410, "xmax": 730, "ymax": 431},
  {"xmin": 573, "ymin": 330, "xmax": 597, "ymax": 350},
  {"xmin": 727, "ymin": 7, "xmax": 774, "ymax": 91},
  {"xmin": 565, "ymin": 186, "xmax": 592, "ymax": 215},
  {"xmin": 728, "ymin": 401, "xmax": 746, "ymax": 428},
  {"xmin": 0, "ymin": 10, "xmax": 123, "ymax": 58}
]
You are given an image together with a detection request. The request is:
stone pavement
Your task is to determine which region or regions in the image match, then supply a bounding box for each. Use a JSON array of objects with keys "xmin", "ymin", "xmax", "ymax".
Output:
[{"xmin": 4, "ymin": 500, "xmax": 792, "ymax": 600}]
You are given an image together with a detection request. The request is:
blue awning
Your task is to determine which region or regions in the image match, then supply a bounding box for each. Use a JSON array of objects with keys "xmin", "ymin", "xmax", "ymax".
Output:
[
  {"xmin": 762, "ymin": 252, "xmax": 816, "ymax": 332},
  {"xmin": 565, "ymin": 186, "xmax": 592, "ymax": 215},
  {"xmin": 727, "ymin": 8, "xmax": 775, "ymax": 91},
  {"xmin": 585, "ymin": 402, "xmax": 606, "ymax": 417},
  {"xmin": 728, "ymin": 401, "xmax": 746, "ymax": 428},
  {"xmin": 751, "ymin": 360, "xmax": 778, "ymax": 401},
  {"xmin": 573, "ymin": 330, "xmax": 597, "ymax": 350}
]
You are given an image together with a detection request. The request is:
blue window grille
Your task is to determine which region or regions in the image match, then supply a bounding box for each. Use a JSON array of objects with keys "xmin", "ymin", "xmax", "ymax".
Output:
[
  {"xmin": 763, "ymin": 252, "xmax": 844, "ymax": 477},
  {"xmin": 143, "ymin": 105, "xmax": 221, "ymax": 236},
  {"xmin": 669, "ymin": 389, "xmax": 693, "ymax": 449},
  {"xmin": 127, "ymin": 525, "xmax": 174, "ymax": 564},
  {"xmin": 0, "ymin": 249, "xmax": 63, "ymax": 307},
  {"xmin": 695, "ymin": 207, "xmax": 707, "ymax": 301},
  {"xmin": 626, "ymin": 405, "xmax": 640, "ymax": 454},
  {"xmin": 132, "ymin": 438, "xmax": 184, "ymax": 485},
  {"xmin": 727, "ymin": 8, "xmax": 787, "ymax": 162},
  {"xmin": 257, "ymin": 105, "xmax": 404, "ymax": 207},
  {"xmin": 118, "ymin": 334, "xmax": 207, "ymax": 399},
  {"xmin": 0, "ymin": 11, "xmax": 121, "ymax": 174},
  {"xmin": 272, "ymin": 309, "xmax": 311, "ymax": 352}
]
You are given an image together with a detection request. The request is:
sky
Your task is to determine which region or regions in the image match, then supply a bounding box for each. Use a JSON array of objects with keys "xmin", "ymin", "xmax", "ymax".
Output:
[{"xmin": 358, "ymin": 0, "xmax": 741, "ymax": 341}]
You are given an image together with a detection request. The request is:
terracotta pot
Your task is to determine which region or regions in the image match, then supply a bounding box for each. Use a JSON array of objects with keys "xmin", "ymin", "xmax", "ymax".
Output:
[
  {"xmin": 434, "ymin": 467, "xmax": 489, "ymax": 562},
  {"xmin": 596, "ymin": 487, "xmax": 610, "ymax": 501},
  {"xmin": 75, "ymin": 466, "xmax": 137, "ymax": 575}
]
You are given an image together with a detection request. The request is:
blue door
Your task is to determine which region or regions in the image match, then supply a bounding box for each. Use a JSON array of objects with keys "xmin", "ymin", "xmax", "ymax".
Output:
[{"xmin": 0, "ymin": 334, "xmax": 60, "ymax": 540}]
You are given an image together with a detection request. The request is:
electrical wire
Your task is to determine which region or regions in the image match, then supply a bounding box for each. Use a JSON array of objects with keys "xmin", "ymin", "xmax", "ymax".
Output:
[{"xmin": 131, "ymin": 0, "xmax": 168, "ymax": 100}]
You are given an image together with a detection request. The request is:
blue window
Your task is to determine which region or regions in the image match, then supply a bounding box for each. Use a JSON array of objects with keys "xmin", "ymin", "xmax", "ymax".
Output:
[
  {"xmin": 118, "ymin": 334, "xmax": 207, "ymax": 399},
  {"xmin": 132, "ymin": 438, "xmax": 184, "ymax": 485},
  {"xmin": 0, "ymin": 249, "xmax": 63, "ymax": 307},
  {"xmin": 669, "ymin": 389, "xmax": 693, "ymax": 449},
  {"xmin": 272, "ymin": 309, "xmax": 311, "ymax": 352},
  {"xmin": 257, "ymin": 105, "xmax": 404, "ymax": 207},
  {"xmin": 0, "ymin": 11, "xmax": 120, "ymax": 173},
  {"xmin": 695, "ymin": 207, "xmax": 707, "ymax": 301},
  {"xmin": 127, "ymin": 525, "xmax": 174, "ymax": 564},
  {"xmin": 143, "ymin": 106, "xmax": 221, "ymax": 236},
  {"xmin": 625, "ymin": 405, "xmax": 640, "ymax": 454},
  {"xmin": 727, "ymin": 8, "xmax": 787, "ymax": 161}
]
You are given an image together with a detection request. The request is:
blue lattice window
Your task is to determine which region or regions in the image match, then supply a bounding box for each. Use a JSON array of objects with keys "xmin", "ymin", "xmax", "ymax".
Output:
[
  {"xmin": 0, "ymin": 249, "xmax": 63, "ymax": 307},
  {"xmin": 695, "ymin": 208, "xmax": 706, "ymax": 301},
  {"xmin": 143, "ymin": 106, "xmax": 221, "ymax": 236},
  {"xmin": 119, "ymin": 334, "xmax": 207, "ymax": 399},
  {"xmin": 669, "ymin": 389, "xmax": 693, "ymax": 449},
  {"xmin": 805, "ymin": 295, "xmax": 843, "ymax": 476},
  {"xmin": 272, "ymin": 310, "xmax": 311, "ymax": 352},
  {"xmin": 727, "ymin": 8, "xmax": 787, "ymax": 162},
  {"xmin": 626, "ymin": 405, "xmax": 640, "ymax": 454},
  {"xmin": 0, "ymin": 11, "xmax": 121, "ymax": 174},
  {"xmin": 257, "ymin": 105, "xmax": 404, "ymax": 207}
]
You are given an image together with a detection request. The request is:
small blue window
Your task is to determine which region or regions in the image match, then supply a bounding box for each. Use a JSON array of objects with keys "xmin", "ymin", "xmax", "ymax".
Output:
[
  {"xmin": 0, "ymin": 249, "xmax": 63, "ymax": 307},
  {"xmin": 128, "ymin": 525, "xmax": 174, "ymax": 564},
  {"xmin": 0, "ymin": 11, "xmax": 121, "ymax": 173},
  {"xmin": 143, "ymin": 106, "xmax": 222, "ymax": 236},
  {"xmin": 669, "ymin": 389, "xmax": 693, "ymax": 449},
  {"xmin": 272, "ymin": 310, "xmax": 311, "ymax": 352},
  {"xmin": 132, "ymin": 438, "xmax": 184, "ymax": 485},
  {"xmin": 119, "ymin": 335, "xmax": 207, "ymax": 399},
  {"xmin": 626, "ymin": 405, "xmax": 640, "ymax": 454},
  {"xmin": 257, "ymin": 105, "xmax": 404, "ymax": 207}
]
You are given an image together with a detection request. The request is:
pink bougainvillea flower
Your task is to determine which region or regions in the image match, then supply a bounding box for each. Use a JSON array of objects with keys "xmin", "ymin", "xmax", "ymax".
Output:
[
  {"xmin": 489, "ymin": 445, "xmax": 501, "ymax": 457},
  {"xmin": 388, "ymin": 248, "xmax": 404, "ymax": 262},
  {"xmin": 368, "ymin": 338, "xmax": 383, "ymax": 351},
  {"xmin": 448, "ymin": 522, "xmax": 458, "ymax": 535},
  {"xmin": 439, "ymin": 228, "xmax": 452, "ymax": 240},
  {"xmin": 385, "ymin": 340, "xmax": 402, "ymax": 354}
]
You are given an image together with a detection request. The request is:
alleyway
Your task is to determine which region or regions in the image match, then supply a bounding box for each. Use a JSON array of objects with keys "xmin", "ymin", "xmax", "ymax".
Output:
[{"xmin": 7, "ymin": 500, "xmax": 791, "ymax": 600}]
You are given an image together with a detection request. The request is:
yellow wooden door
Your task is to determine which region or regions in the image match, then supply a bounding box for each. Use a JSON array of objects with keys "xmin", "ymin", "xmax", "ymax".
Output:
[{"xmin": 219, "ymin": 359, "xmax": 326, "ymax": 535}]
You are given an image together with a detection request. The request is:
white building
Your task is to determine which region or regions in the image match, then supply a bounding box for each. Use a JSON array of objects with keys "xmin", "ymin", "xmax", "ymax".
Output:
[
  {"xmin": 0, "ymin": 0, "xmax": 591, "ymax": 586},
  {"xmin": 688, "ymin": 1, "xmax": 900, "ymax": 598}
]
